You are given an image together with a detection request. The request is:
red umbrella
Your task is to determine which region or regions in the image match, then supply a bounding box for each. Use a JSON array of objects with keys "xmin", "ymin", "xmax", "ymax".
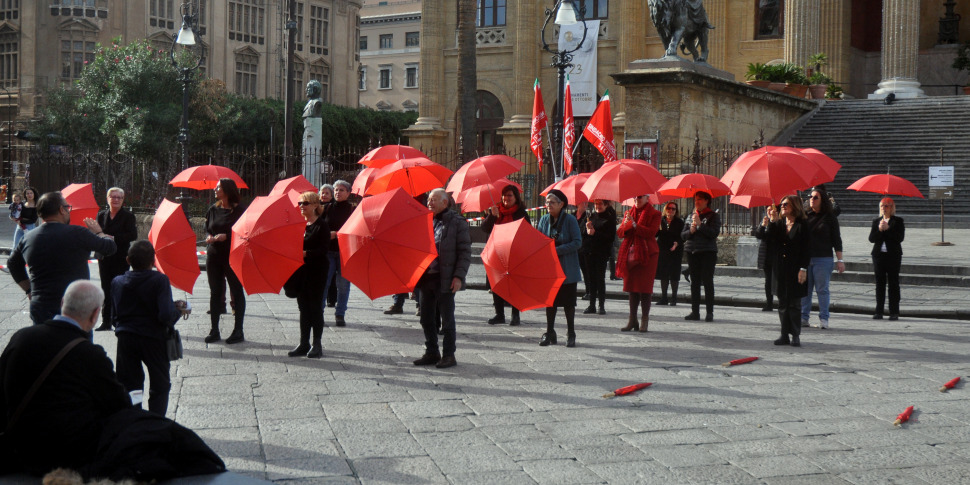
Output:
[
  {"xmin": 358, "ymin": 144, "xmax": 427, "ymax": 168},
  {"xmin": 148, "ymin": 199, "xmax": 201, "ymax": 293},
  {"xmin": 270, "ymin": 175, "xmax": 319, "ymax": 205},
  {"xmin": 352, "ymin": 166, "xmax": 381, "ymax": 196},
  {"xmin": 797, "ymin": 148, "xmax": 842, "ymax": 185},
  {"xmin": 170, "ymin": 164, "xmax": 249, "ymax": 190},
  {"xmin": 658, "ymin": 173, "xmax": 732, "ymax": 199},
  {"xmin": 446, "ymin": 155, "xmax": 524, "ymax": 194},
  {"xmin": 481, "ymin": 218, "xmax": 566, "ymax": 312},
  {"xmin": 338, "ymin": 188, "xmax": 437, "ymax": 299},
  {"xmin": 229, "ymin": 193, "xmax": 305, "ymax": 295},
  {"xmin": 366, "ymin": 157, "xmax": 453, "ymax": 197},
  {"xmin": 728, "ymin": 193, "xmax": 794, "ymax": 209},
  {"xmin": 541, "ymin": 173, "xmax": 592, "ymax": 207},
  {"xmin": 847, "ymin": 174, "xmax": 924, "ymax": 198},
  {"xmin": 455, "ymin": 178, "xmax": 522, "ymax": 213},
  {"xmin": 720, "ymin": 146, "xmax": 819, "ymax": 204},
  {"xmin": 61, "ymin": 183, "xmax": 99, "ymax": 227},
  {"xmin": 581, "ymin": 159, "xmax": 668, "ymax": 202},
  {"xmin": 602, "ymin": 382, "xmax": 652, "ymax": 399}
]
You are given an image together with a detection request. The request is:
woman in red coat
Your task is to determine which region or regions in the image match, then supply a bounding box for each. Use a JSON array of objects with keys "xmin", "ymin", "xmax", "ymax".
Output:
[{"xmin": 616, "ymin": 194, "xmax": 661, "ymax": 332}]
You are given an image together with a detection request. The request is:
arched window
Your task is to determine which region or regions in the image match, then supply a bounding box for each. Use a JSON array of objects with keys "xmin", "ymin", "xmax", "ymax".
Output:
[{"xmin": 475, "ymin": 90, "xmax": 504, "ymax": 154}]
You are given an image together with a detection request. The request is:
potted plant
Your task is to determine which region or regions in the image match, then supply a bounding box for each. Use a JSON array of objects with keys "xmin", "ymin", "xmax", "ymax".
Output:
[
  {"xmin": 780, "ymin": 63, "xmax": 809, "ymax": 98},
  {"xmin": 807, "ymin": 52, "xmax": 828, "ymax": 77},
  {"xmin": 745, "ymin": 62, "xmax": 771, "ymax": 89},
  {"xmin": 952, "ymin": 41, "xmax": 970, "ymax": 95},
  {"xmin": 825, "ymin": 84, "xmax": 844, "ymax": 100},
  {"xmin": 763, "ymin": 64, "xmax": 787, "ymax": 92},
  {"xmin": 808, "ymin": 71, "xmax": 832, "ymax": 99}
]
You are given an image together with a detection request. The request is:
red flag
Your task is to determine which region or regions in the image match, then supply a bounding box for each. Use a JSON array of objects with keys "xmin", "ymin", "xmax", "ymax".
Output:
[
  {"xmin": 530, "ymin": 79, "xmax": 548, "ymax": 172},
  {"xmin": 562, "ymin": 76, "xmax": 575, "ymax": 175},
  {"xmin": 582, "ymin": 90, "xmax": 616, "ymax": 163}
]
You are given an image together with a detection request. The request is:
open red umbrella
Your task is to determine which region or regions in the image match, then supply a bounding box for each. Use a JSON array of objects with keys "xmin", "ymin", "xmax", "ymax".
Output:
[
  {"xmin": 446, "ymin": 155, "xmax": 524, "ymax": 194},
  {"xmin": 621, "ymin": 193, "xmax": 678, "ymax": 207},
  {"xmin": 720, "ymin": 146, "xmax": 819, "ymax": 204},
  {"xmin": 581, "ymin": 159, "xmax": 668, "ymax": 202},
  {"xmin": 847, "ymin": 174, "xmax": 924, "ymax": 198},
  {"xmin": 455, "ymin": 178, "xmax": 522, "ymax": 213},
  {"xmin": 358, "ymin": 144, "xmax": 427, "ymax": 168},
  {"xmin": 148, "ymin": 199, "xmax": 201, "ymax": 293},
  {"xmin": 352, "ymin": 166, "xmax": 381, "ymax": 196},
  {"xmin": 170, "ymin": 164, "xmax": 249, "ymax": 190},
  {"xmin": 61, "ymin": 183, "xmax": 99, "ymax": 227},
  {"xmin": 657, "ymin": 173, "xmax": 732, "ymax": 199},
  {"xmin": 797, "ymin": 148, "xmax": 842, "ymax": 185},
  {"xmin": 338, "ymin": 188, "xmax": 437, "ymax": 300},
  {"xmin": 270, "ymin": 175, "xmax": 318, "ymax": 205},
  {"xmin": 541, "ymin": 172, "xmax": 592, "ymax": 207},
  {"xmin": 229, "ymin": 193, "xmax": 305, "ymax": 295},
  {"xmin": 728, "ymin": 193, "xmax": 794, "ymax": 209},
  {"xmin": 481, "ymin": 218, "xmax": 566, "ymax": 311},
  {"xmin": 366, "ymin": 157, "xmax": 453, "ymax": 197}
]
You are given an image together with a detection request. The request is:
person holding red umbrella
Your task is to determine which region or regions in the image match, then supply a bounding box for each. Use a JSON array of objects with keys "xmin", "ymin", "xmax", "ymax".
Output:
[
  {"xmin": 536, "ymin": 189, "xmax": 583, "ymax": 347},
  {"xmin": 681, "ymin": 191, "xmax": 721, "ymax": 322},
  {"xmin": 869, "ymin": 197, "xmax": 905, "ymax": 321},
  {"xmin": 204, "ymin": 178, "xmax": 246, "ymax": 344},
  {"xmin": 801, "ymin": 186, "xmax": 844, "ymax": 329},
  {"xmin": 481, "ymin": 184, "xmax": 530, "ymax": 326},
  {"xmin": 94, "ymin": 187, "xmax": 138, "ymax": 332},
  {"xmin": 765, "ymin": 194, "xmax": 810, "ymax": 347},
  {"xmin": 617, "ymin": 195, "xmax": 661, "ymax": 332},
  {"xmin": 285, "ymin": 191, "xmax": 330, "ymax": 358},
  {"xmin": 581, "ymin": 199, "xmax": 616, "ymax": 315},
  {"xmin": 656, "ymin": 201, "xmax": 685, "ymax": 307}
]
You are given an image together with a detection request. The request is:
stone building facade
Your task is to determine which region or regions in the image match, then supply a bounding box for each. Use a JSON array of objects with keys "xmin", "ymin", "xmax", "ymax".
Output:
[{"xmin": 358, "ymin": 0, "xmax": 421, "ymax": 112}]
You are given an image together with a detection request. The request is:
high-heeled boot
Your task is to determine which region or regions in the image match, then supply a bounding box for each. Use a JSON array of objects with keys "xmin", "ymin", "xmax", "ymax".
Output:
[
  {"xmin": 226, "ymin": 318, "xmax": 245, "ymax": 344},
  {"xmin": 622, "ymin": 293, "xmax": 639, "ymax": 331},
  {"xmin": 639, "ymin": 295, "xmax": 651, "ymax": 332},
  {"xmin": 204, "ymin": 316, "xmax": 221, "ymax": 343},
  {"xmin": 658, "ymin": 280, "xmax": 669, "ymax": 305}
]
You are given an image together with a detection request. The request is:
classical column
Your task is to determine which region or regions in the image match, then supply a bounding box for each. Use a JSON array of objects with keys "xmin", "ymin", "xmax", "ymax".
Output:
[
  {"xmin": 506, "ymin": 2, "xmax": 539, "ymax": 128},
  {"xmin": 412, "ymin": 0, "xmax": 445, "ymax": 128},
  {"xmin": 614, "ymin": 0, "xmax": 646, "ymax": 126},
  {"xmin": 784, "ymin": 0, "xmax": 820, "ymax": 69},
  {"xmin": 871, "ymin": 0, "xmax": 924, "ymax": 98},
  {"xmin": 704, "ymin": 0, "xmax": 727, "ymax": 69},
  {"xmin": 819, "ymin": 0, "xmax": 851, "ymax": 85}
]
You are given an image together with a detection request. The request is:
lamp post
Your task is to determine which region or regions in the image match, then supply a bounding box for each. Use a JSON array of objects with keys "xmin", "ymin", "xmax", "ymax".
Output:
[
  {"xmin": 0, "ymin": 86, "xmax": 9, "ymax": 203},
  {"xmin": 540, "ymin": 0, "xmax": 587, "ymax": 180},
  {"xmin": 170, "ymin": 0, "xmax": 204, "ymax": 202}
]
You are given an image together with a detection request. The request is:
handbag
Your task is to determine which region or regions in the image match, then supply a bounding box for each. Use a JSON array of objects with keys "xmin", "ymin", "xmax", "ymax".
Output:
[
  {"xmin": 166, "ymin": 327, "xmax": 183, "ymax": 361},
  {"xmin": 627, "ymin": 237, "xmax": 647, "ymax": 269}
]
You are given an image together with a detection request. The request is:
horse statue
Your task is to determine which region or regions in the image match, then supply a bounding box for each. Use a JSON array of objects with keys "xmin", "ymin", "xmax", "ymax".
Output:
[{"xmin": 648, "ymin": 0, "xmax": 715, "ymax": 63}]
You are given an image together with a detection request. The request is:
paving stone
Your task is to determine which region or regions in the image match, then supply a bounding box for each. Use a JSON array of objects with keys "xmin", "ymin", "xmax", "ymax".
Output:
[
  {"xmin": 337, "ymin": 431, "xmax": 425, "ymax": 459},
  {"xmin": 620, "ymin": 428, "xmax": 730, "ymax": 448},
  {"xmin": 175, "ymin": 403, "xmax": 258, "ymax": 429},
  {"xmin": 497, "ymin": 439, "xmax": 574, "ymax": 460},
  {"xmin": 731, "ymin": 454, "xmax": 826, "ymax": 478},
  {"xmin": 264, "ymin": 456, "xmax": 353, "ymax": 481},
  {"xmin": 193, "ymin": 426, "xmax": 263, "ymax": 458},
  {"xmin": 444, "ymin": 470, "xmax": 538, "ymax": 485},
  {"xmin": 259, "ymin": 419, "xmax": 338, "ymax": 460},
  {"xmin": 390, "ymin": 399, "xmax": 475, "ymax": 420},
  {"xmin": 328, "ymin": 418, "xmax": 410, "ymax": 436},
  {"xmin": 519, "ymin": 458, "xmax": 608, "ymax": 484},
  {"xmin": 585, "ymin": 461, "xmax": 682, "ymax": 484},
  {"xmin": 806, "ymin": 445, "xmax": 962, "ymax": 474},
  {"xmin": 425, "ymin": 443, "xmax": 521, "ymax": 474},
  {"xmin": 640, "ymin": 444, "xmax": 727, "ymax": 468}
]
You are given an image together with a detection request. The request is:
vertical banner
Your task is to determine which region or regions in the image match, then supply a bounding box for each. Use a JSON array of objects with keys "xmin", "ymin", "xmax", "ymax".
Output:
[{"xmin": 558, "ymin": 20, "xmax": 599, "ymax": 117}]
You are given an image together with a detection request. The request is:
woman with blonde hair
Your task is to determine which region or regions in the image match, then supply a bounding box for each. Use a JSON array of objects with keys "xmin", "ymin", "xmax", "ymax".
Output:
[
  {"xmin": 869, "ymin": 197, "xmax": 905, "ymax": 320},
  {"xmin": 287, "ymin": 191, "xmax": 330, "ymax": 358}
]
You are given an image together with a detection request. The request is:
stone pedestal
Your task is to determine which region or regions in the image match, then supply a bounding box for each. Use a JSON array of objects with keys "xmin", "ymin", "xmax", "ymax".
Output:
[
  {"xmin": 403, "ymin": 118, "xmax": 450, "ymax": 152},
  {"xmin": 302, "ymin": 117, "xmax": 322, "ymax": 186}
]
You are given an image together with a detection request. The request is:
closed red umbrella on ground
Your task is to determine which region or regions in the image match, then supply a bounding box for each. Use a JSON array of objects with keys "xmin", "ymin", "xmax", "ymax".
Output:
[
  {"xmin": 352, "ymin": 166, "xmax": 381, "ymax": 196},
  {"xmin": 797, "ymin": 148, "xmax": 842, "ymax": 185},
  {"xmin": 446, "ymin": 155, "xmax": 524, "ymax": 194},
  {"xmin": 170, "ymin": 164, "xmax": 249, "ymax": 190},
  {"xmin": 541, "ymin": 172, "xmax": 592, "ymax": 207},
  {"xmin": 657, "ymin": 173, "xmax": 732, "ymax": 199},
  {"xmin": 847, "ymin": 174, "xmax": 925, "ymax": 198},
  {"xmin": 481, "ymin": 218, "xmax": 566, "ymax": 311},
  {"xmin": 61, "ymin": 183, "xmax": 99, "ymax": 227},
  {"xmin": 229, "ymin": 193, "xmax": 305, "ymax": 295},
  {"xmin": 720, "ymin": 146, "xmax": 819, "ymax": 204},
  {"xmin": 455, "ymin": 178, "xmax": 522, "ymax": 213},
  {"xmin": 366, "ymin": 158, "xmax": 453, "ymax": 197},
  {"xmin": 148, "ymin": 199, "xmax": 201, "ymax": 293},
  {"xmin": 581, "ymin": 159, "xmax": 668, "ymax": 202},
  {"xmin": 358, "ymin": 144, "xmax": 428, "ymax": 168},
  {"xmin": 338, "ymin": 188, "xmax": 437, "ymax": 299}
]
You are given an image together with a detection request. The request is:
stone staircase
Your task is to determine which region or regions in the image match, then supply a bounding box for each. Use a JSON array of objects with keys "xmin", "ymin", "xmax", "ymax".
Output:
[{"xmin": 778, "ymin": 96, "xmax": 970, "ymax": 226}]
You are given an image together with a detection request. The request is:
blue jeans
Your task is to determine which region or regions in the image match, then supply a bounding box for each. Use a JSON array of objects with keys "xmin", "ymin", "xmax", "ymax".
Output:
[
  {"xmin": 801, "ymin": 257, "xmax": 834, "ymax": 322},
  {"xmin": 12, "ymin": 222, "xmax": 34, "ymax": 249},
  {"xmin": 323, "ymin": 251, "xmax": 350, "ymax": 317}
]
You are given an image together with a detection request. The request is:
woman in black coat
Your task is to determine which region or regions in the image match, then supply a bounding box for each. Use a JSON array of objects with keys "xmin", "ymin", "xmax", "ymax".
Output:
[
  {"xmin": 204, "ymin": 178, "xmax": 246, "ymax": 344},
  {"xmin": 766, "ymin": 195, "xmax": 810, "ymax": 347},
  {"xmin": 481, "ymin": 184, "xmax": 530, "ymax": 325},
  {"xmin": 581, "ymin": 199, "xmax": 616, "ymax": 314},
  {"xmin": 288, "ymin": 191, "xmax": 330, "ymax": 358},
  {"xmin": 753, "ymin": 204, "xmax": 779, "ymax": 311},
  {"xmin": 869, "ymin": 197, "xmax": 905, "ymax": 320},
  {"xmin": 656, "ymin": 201, "xmax": 684, "ymax": 306}
]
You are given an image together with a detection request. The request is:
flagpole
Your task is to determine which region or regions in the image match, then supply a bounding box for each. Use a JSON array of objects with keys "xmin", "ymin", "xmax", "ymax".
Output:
[{"xmin": 544, "ymin": 124, "xmax": 559, "ymax": 179}]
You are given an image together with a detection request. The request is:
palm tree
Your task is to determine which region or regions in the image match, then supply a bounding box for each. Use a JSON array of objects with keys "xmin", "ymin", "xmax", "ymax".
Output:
[{"xmin": 456, "ymin": 0, "xmax": 478, "ymax": 164}]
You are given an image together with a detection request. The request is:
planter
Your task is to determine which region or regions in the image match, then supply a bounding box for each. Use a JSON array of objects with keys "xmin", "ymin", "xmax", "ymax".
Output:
[
  {"xmin": 746, "ymin": 80, "xmax": 771, "ymax": 89},
  {"xmin": 783, "ymin": 83, "xmax": 809, "ymax": 98},
  {"xmin": 768, "ymin": 82, "xmax": 786, "ymax": 92},
  {"xmin": 809, "ymin": 84, "xmax": 828, "ymax": 99}
]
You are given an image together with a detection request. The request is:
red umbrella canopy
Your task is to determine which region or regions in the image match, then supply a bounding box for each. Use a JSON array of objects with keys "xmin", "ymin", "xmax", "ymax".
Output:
[
  {"xmin": 541, "ymin": 172, "xmax": 592, "ymax": 207},
  {"xmin": 270, "ymin": 175, "xmax": 317, "ymax": 197},
  {"xmin": 338, "ymin": 188, "xmax": 438, "ymax": 300},
  {"xmin": 351, "ymin": 166, "xmax": 381, "ymax": 196},
  {"xmin": 581, "ymin": 159, "xmax": 668, "ymax": 202},
  {"xmin": 847, "ymin": 174, "xmax": 925, "ymax": 198},
  {"xmin": 797, "ymin": 148, "xmax": 842, "ymax": 185},
  {"xmin": 728, "ymin": 193, "xmax": 794, "ymax": 209},
  {"xmin": 481, "ymin": 218, "xmax": 566, "ymax": 311},
  {"xmin": 621, "ymin": 193, "xmax": 678, "ymax": 207},
  {"xmin": 657, "ymin": 173, "xmax": 732, "ymax": 199},
  {"xmin": 365, "ymin": 157, "xmax": 454, "ymax": 197},
  {"xmin": 229, "ymin": 194, "xmax": 305, "ymax": 295},
  {"xmin": 170, "ymin": 164, "xmax": 249, "ymax": 190},
  {"xmin": 446, "ymin": 155, "xmax": 524, "ymax": 194},
  {"xmin": 455, "ymin": 178, "xmax": 523, "ymax": 213},
  {"xmin": 720, "ymin": 146, "xmax": 819, "ymax": 204},
  {"xmin": 148, "ymin": 199, "xmax": 201, "ymax": 294},
  {"xmin": 358, "ymin": 144, "xmax": 428, "ymax": 168},
  {"xmin": 61, "ymin": 183, "xmax": 99, "ymax": 227}
]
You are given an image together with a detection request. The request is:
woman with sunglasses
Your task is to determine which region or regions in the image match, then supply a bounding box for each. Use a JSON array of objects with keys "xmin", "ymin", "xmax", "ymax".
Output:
[
  {"xmin": 766, "ymin": 195, "xmax": 810, "ymax": 347},
  {"xmin": 536, "ymin": 189, "xmax": 582, "ymax": 347},
  {"xmin": 869, "ymin": 197, "xmax": 905, "ymax": 321},
  {"xmin": 656, "ymin": 201, "xmax": 685, "ymax": 306},
  {"xmin": 681, "ymin": 191, "xmax": 721, "ymax": 322},
  {"xmin": 801, "ymin": 187, "xmax": 844, "ymax": 329},
  {"xmin": 617, "ymin": 194, "xmax": 661, "ymax": 332},
  {"xmin": 581, "ymin": 199, "xmax": 616, "ymax": 315},
  {"xmin": 286, "ymin": 191, "xmax": 330, "ymax": 358}
]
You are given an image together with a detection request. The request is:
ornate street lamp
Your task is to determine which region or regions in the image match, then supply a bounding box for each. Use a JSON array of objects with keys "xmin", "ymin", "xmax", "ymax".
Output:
[
  {"xmin": 170, "ymin": 0, "xmax": 204, "ymax": 202},
  {"xmin": 540, "ymin": 0, "xmax": 587, "ymax": 179}
]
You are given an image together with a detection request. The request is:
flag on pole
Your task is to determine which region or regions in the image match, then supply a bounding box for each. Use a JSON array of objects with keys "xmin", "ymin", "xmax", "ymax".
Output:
[
  {"xmin": 582, "ymin": 90, "xmax": 616, "ymax": 163},
  {"xmin": 530, "ymin": 79, "xmax": 548, "ymax": 171},
  {"xmin": 562, "ymin": 76, "xmax": 575, "ymax": 175}
]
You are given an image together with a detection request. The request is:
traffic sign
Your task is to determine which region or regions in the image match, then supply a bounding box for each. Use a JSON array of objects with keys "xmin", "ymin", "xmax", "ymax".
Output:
[
  {"xmin": 929, "ymin": 187, "xmax": 954, "ymax": 200},
  {"xmin": 929, "ymin": 166, "xmax": 954, "ymax": 187}
]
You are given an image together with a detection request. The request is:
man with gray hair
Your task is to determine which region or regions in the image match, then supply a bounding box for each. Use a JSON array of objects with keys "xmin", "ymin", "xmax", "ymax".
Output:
[
  {"xmin": 7, "ymin": 191, "xmax": 117, "ymax": 325},
  {"xmin": 323, "ymin": 179, "xmax": 355, "ymax": 326}
]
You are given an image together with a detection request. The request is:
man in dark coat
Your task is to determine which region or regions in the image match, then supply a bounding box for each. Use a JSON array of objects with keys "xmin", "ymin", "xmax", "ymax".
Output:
[
  {"xmin": 96, "ymin": 187, "xmax": 139, "ymax": 331},
  {"xmin": 413, "ymin": 188, "xmax": 471, "ymax": 369}
]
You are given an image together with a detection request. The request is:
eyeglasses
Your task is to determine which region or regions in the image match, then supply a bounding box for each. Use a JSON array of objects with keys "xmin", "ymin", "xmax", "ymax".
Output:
[
  {"xmin": 109, "ymin": 196, "xmax": 124, "ymax": 200},
  {"xmin": 779, "ymin": 202, "xmax": 791, "ymax": 208},
  {"xmin": 62, "ymin": 204, "xmax": 73, "ymax": 212},
  {"xmin": 297, "ymin": 201, "xmax": 315, "ymax": 206},
  {"xmin": 810, "ymin": 196, "xmax": 821, "ymax": 200}
]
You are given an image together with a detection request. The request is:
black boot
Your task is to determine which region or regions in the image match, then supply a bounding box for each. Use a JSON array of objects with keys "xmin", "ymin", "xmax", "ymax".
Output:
[
  {"xmin": 510, "ymin": 308, "xmax": 520, "ymax": 326},
  {"xmin": 226, "ymin": 321, "xmax": 244, "ymax": 344},
  {"xmin": 204, "ymin": 319, "xmax": 221, "ymax": 343},
  {"xmin": 670, "ymin": 281, "xmax": 679, "ymax": 306},
  {"xmin": 597, "ymin": 297, "xmax": 606, "ymax": 315},
  {"xmin": 658, "ymin": 280, "xmax": 669, "ymax": 306},
  {"xmin": 288, "ymin": 344, "xmax": 310, "ymax": 357},
  {"xmin": 583, "ymin": 303, "xmax": 596, "ymax": 314},
  {"xmin": 564, "ymin": 307, "xmax": 576, "ymax": 347}
]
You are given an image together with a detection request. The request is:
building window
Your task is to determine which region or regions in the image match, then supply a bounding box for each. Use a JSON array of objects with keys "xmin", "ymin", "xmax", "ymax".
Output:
[
  {"xmin": 60, "ymin": 38, "xmax": 96, "ymax": 81},
  {"xmin": 755, "ymin": 0, "xmax": 784, "ymax": 39},
  {"xmin": 405, "ymin": 65, "xmax": 417, "ymax": 88},
  {"xmin": 0, "ymin": 32, "xmax": 16, "ymax": 88},
  {"xmin": 578, "ymin": 0, "xmax": 607, "ymax": 20},
  {"xmin": 235, "ymin": 51, "xmax": 258, "ymax": 96},
  {"xmin": 310, "ymin": 61, "xmax": 330, "ymax": 103},
  {"xmin": 379, "ymin": 66, "xmax": 391, "ymax": 89},
  {"xmin": 358, "ymin": 66, "xmax": 366, "ymax": 90},
  {"xmin": 149, "ymin": 0, "xmax": 176, "ymax": 29},
  {"xmin": 229, "ymin": 0, "xmax": 266, "ymax": 45},
  {"xmin": 291, "ymin": 59, "xmax": 305, "ymax": 100},
  {"xmin": 476, "ymin": 0, "xmax": 506, "ymax": 27},
  {"xmin": 359, "ymin": 36, "xmax": 367, "ymax": 51},
  {"xmin": 379, "ymin": 34, "xmax": 392, "ymax": 49},
  {"xmin": 405, "ymin": 31, "xmax": 419, "ymax": 47},
  {"xmin": 294, "ymin": 2, "xmax": 304, "ymax": 52},
  {"xmin": 309, "ymin": 5, "xmax": 329, "ymax": 55},
  {"xmin": 0, "ymin": 0, "xmax": 19, "ymax": 21}
]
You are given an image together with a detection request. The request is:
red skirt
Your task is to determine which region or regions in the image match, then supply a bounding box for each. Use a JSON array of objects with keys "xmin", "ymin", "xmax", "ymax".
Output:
[{"xmin": 622, "ymin": 252, "xmax": 659, "ymax": 294}]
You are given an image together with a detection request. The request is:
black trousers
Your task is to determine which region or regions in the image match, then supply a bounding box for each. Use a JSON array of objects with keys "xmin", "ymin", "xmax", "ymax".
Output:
[
  {"xmin": 116, "ymin": 332, "xmax": 171, "ymax": 416},
  {"xmin": 873, "ymin": 251, "xmax": 902, "ymax": 315},
  {"xmin": 583, "ymin": 252, "xmax": 609, "ymax": 306},
  {"xmin": 417, "ymin": 274, "xmax": 456, "ymax": 357},
  {"xmin": 99, "ymin": 259, "xmax": 130, "ymax": 326},
  {"xmin": 206, "ymin": 252, "xmax": 246, "ymax": 330},
  {"xmin": 687, "ymin": 251, "xmax": 717, "ymax": 314},
  {"xmin": 297, "ymin": 282, "xmax": 325, "ymax": 346},
  {"xmin": 762, "ymin": 259, "xmax": 774, "ymax": 304}
]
